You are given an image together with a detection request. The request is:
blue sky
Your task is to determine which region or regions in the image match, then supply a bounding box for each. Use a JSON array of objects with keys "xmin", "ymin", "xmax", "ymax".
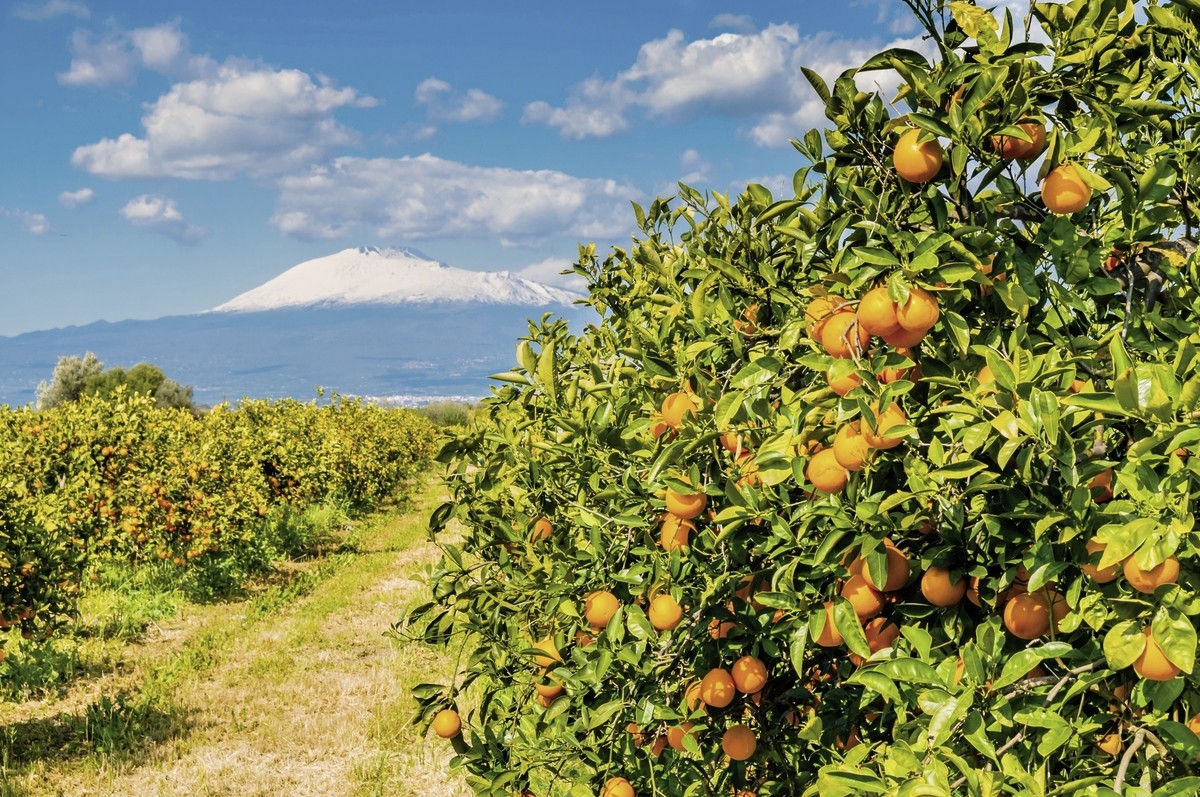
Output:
[{"xmin": 0, "ymin": 0, "xmax": 929, "ymax": 336}]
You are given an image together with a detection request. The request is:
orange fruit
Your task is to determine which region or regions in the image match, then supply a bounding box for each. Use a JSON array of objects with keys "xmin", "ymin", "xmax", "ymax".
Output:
[
  {"xmin": 832, "ymin": 422, "xmax": 872, "ymax": 472},
  {"xmin": 1089, "ymin": 469, "xmax": 1114, "ymax": 503},
  {"xmin": 648, "ymin": 594, "xmax": 683, "ymax": 630},
  {"xmin": 708, "ymin": 618, "xmax": 736, "ymax": 640},
  {"xmin": 432, "ymin": 708, "xmax": 461, "ymax": 738},
  {"xmin": 857, "ymin": 286, "xmax": 901, "ymax": 336},
  {"xmin": 734, "ymin": 453, "xmax": 761, "ymax": 488},
  {"xmin": 893, "ymin": 128, "xmax": 943, "ymax": 183},
  {"xmin": 602, "ymin": 777, "xmax": 635, "ymax": 797},
  {"xmin": 699, "ymin": 668, "xmax": 737, "ymax": 708},
  {"xmin": 820, "ymin": 310, "xmax": 871, "ymax": 358},
  {"xmin": 841, "ymin": 574, "xmax": 885, "ymax": 619},
  {"xmin": 661, "ymin": 391, "xmax": 699, "ymax": 428},
  {"xmin": 649, "ymin": 735, "xmax": 667, "ymax": 757},
  {"xmin": 532, "ymin": 634, "xmax": 562, "ymax": 668},
  {"xmin": 731, "ymin": 655, "xmax": 768, "ymax": 694},
  {"xmin": 861, "ymin": 540, "xmax": 909, "ymax": 592},
  {"xmin": 665, "ymin": 485, "xmax": 707, "ymax": 520},
  {"xmin": 976, "ymin": 365, "xmax": 997, "ymax": 392},
  {"xmin": 1081, "ymin": 539, "xmax": 1121, "ymax": 583},
  {"xmin": 992, "ymin": 120, "xmax": 1046, "ymax": 161},
  {"xmin": 722, "ymin": 724, "xmax": 757, "ymax": 761},
  {"xmin": 850, "ymin": 617, "xmax": 900, "ymax": 666},
  {"xmin": 827, "ymin": 367, "xmax": 863, "ymax": 397},
  {"xmin": 660, "ymin": 514, "xmax": 695, "ymax": 552},
  {"xmin": 814, "ymin": 601, "xmax": 843, "ymax": 647},
  {"xmin": 1123, "ymin": 555, "xmax": 1179, "ymax": 593},
  {"xmin": 684, "ymin": 679, "xmax": 704, "ymax": 712},
  {"xmin": 862, "ymin": 403, "xmax": 907, "ymax": 450},
  {"xmin": 626, "ymin": 722, "xmax": 644, "ymax": 747},
  {"xmin": 896, "ymin": 288, "xmax": 939, "ymax": 332},
  {"xmin": 734, "ymin": 303, "xmax": 760, "ymax": 336},
  {"xmin": 531, "ymin": 517, "xmax": 553, "ymax": 542},
  {"xmin": 880, "ymin": 324, "xmax": 928, "ymax": 348},
  {"xmin": 649, "ymin": 417, "xmax": 673, "ymax": 440},
  {"xmin": 1042, "ymin": 163, "xmax": 1093, "ymax": 214},
  {"xmin": 806, "ymin": 295, "xmax": 848, "ymax": 340},
  {"xmin": 920, "ymin": 566, "xmax": 966, "ymax": 606},
  {"xmin": 585, "ymin": 590, "xmax": 620, "ymax": 629},
  {"xmin": 1186, "ymin": 713, "xmax": 1200, "ymax": 759},
  {"xmin": 1002, "ymin": 591, "xmax": 1063, "ymax": 640},
  {"xmin": 719, "ymin": 431, "xmax": 749, "ymax": 454},
  {"xmin": 1134, "ymin": 627, "xmax": 1180, "ymax": 681},
  {"xmin": 1097, "ymin": 732, "xmax": 1124, "ymax": 757},
  {"xmin": 965, "ymin": 575, "xmax": 981, "ymax": 607},
  {"xmin": 667, "ymin": 721, "xmax": 695, "ymax": 751},
  {"xmin": 806, "ymin": 448, "xmax": 849, "ymax": 494},
  {"xmin": 534, "ymin": 671, "xmax": 564, "ymax": 699}
]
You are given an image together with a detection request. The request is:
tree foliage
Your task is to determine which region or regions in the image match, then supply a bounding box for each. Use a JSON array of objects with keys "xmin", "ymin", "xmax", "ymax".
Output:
[
  {"xmin": 36, "ymin": 354, "xmax": 195, "ymax": 412},
  {"xmin": 415, "ymin": 1, "xmax": 1200, "ymax": 795}
]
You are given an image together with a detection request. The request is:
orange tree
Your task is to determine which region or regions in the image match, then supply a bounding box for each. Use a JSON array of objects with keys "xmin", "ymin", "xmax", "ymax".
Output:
[{"xmin": 413, "ymin": 0, "xmax": 1200, "ymax": 794}]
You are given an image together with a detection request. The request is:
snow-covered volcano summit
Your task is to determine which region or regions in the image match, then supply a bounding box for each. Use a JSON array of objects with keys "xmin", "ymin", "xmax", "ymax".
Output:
[{"xmin": 211, "ymin": 246, "xmax": 583, "ymax": 312}]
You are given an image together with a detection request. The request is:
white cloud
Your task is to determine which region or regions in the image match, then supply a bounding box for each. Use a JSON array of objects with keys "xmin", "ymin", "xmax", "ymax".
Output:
[
  {"xmin": 58, "ymin": 187, "xmax": 95, "ymax": 207},
  {"xmin": 0, "ymin": 208, "xmax": 50, "ymax": 234},
  {"xmin": 119, "ymin": 194, "xmax": 206, "ymax": 244},
  {"xmin": 12, "ymin": 0, "xmax": 89, "ymax": 21},
  {"xmin": 58, "ymin": 23, "xmax": 215, "ymax": 87},
  {"xmin": 72, "ymin": 64, "xmax": 375, "ymax": 179},
  {"xmin": 58, "ymin": 29, "xmax": 137, "ymax": 86},
  {"xmin": 514, "ymin": 257, "xmax": 587, "ymax": 292},
  {"xmin": 271, "ymin": 154, "xmax": 637, "ymax": 244},
  {"xmin": 679, "ymin": 148, "xmax": 712, "ymax": 185},
  {"xmin": 414, "ymin": 77, "xmax": 503, "ymax": 123},
  {"xmin": 710, "ymin": 14, "xmax": 755, "ymax": 33},
  {"xmin": 523, "ymin": 24, "xmax": 933, "ymax": 146}
]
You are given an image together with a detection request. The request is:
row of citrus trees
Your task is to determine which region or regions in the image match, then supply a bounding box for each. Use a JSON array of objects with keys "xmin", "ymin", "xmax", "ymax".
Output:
[
  {"xmin": 0, "ymin": 390, "xmax": 437, "ymax": 641},
  {"xmin": 412, "ymin": 0, "xmax": 1200, "ymax": 795}
]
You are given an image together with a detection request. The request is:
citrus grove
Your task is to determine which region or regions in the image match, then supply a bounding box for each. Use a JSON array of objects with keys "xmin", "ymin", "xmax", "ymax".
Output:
[
  {"xmin": 413, "ymin": 0, "xmax": 1200, "ymax": 794},
  {"xmin": 0, "ymin": 390, "xmax": 435, "ymax": 638}
]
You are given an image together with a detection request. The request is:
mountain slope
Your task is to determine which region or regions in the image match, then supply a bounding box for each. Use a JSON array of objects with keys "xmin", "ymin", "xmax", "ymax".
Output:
[{"xmin": 213, "ymin": 246, "xmax": 582, "ymax": 312}]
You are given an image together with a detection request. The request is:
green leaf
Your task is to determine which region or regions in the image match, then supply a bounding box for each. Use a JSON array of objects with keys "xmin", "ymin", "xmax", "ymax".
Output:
[
  {"xmin": 731, "ymin": 356, "xmax": 783, "ymax": 389},
  {"xmin": 834, "ymin": 598, "xmax": 870, "ymax": 659},
  {"xmin": 801, "ymin": 67, "xmax": 830, "ymax": 104},
  {"xmin": 1102, "ymin": 620, "xmax": 1145, "ymax": 670},
  {"xmin": 1153, "ymin": 608, "xmax": 1197, "ymax": 672}
]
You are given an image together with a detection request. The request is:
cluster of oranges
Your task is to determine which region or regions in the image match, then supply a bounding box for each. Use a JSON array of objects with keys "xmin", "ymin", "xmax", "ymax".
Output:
[{"xmin": 891, "ymin": 118, "xmax": 1093, "ymax": 215}]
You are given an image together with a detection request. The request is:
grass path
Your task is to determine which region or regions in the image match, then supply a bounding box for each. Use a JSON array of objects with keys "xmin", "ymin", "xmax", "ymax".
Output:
[{"xmin": 0, "ymin": 475, "xmax": 471, "ymax": 797}]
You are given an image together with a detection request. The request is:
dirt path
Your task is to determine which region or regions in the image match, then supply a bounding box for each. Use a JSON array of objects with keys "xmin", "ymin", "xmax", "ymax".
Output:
[{"xmin": 2, "ymin": 476, "xmax": 471, "ymax": 797}]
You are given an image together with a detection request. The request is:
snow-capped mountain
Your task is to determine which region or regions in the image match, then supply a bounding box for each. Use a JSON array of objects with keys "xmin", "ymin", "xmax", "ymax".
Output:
[{"xmin": 212, "ymin": 246, "xmax": 582, "ymax": 312}]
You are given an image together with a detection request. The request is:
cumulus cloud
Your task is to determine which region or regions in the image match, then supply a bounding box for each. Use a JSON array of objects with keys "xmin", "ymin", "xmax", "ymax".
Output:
[
  {"xmin": 12, "ymin": 0, "xmax": 89, "ymax": 21},
  {"xmin": 0, "ymin": 208, "xmax": 50, "ymax": 234},
  {"xmin": 271, "ymin": 154, "xmax": 637, "ymax": 244},
  {"xmin": 710, "ymin": 13, "xmax": 755, "ymax": 33},
  {"xmin": 58, "ymin": 187, "xmax": 95, "ymax": 207},
  {"xmin": 119, "ymin": 194, "xmax": 206, "ymax": 244},
  {"xmin": 415, "ymin": 77, "xmax": 503, "ymax": 123},
  {"xmin": 523, "ymin": 24, "xmax": 933, "ymax": 146},
  {"xmin": 58, "ymin": 23, "xmax": 216, "ymax": 87},
  {"xmin": 679, "ymin": 148, "xmax": 712, "ymax": 185},
  {"xmin": 72, "ymin": 64, "xmax": 375, "ymax": 179},
  {"xmin": 514, "ymin": 257, "xmax": 587, "ymax": 292}
]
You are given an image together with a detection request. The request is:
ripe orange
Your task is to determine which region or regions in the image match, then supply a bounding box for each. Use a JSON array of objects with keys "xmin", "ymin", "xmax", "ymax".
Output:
[
  {"xmin": 827, "ymin": 367, "xmax": 863, "ymax": 397},
  {"xmin": 1096, "ymin": 732, "xmax": 1124, "ymax": 757},
  {"xmin": 731, "ymin": 655, "xmax": 768, "ymax": 694},
  {"xmin": 1002, "ymin": 591, "xmax": 1060, "ymax": 640},
  {"xmin": 531, "ymin": 517, "xmax": 553, "ymax": 542},
  {"xmin": 665, "ymin": 486, "xmax": 707, "ymax": 519},
  {"xmin": 722, "ymin": 724, "xmax": 758, "ymax": 760},
  {"xmin": 534, "ymin": 671, "xmax": 564, "ymax": 699},
  {"xmin": 1042, "ymin": 163, "xmax": 1093, "ymax": 214},
  {"xmin": 857, "ymin": 286, "xmax": 901, "ymax": 336},
  {"xmin": 1089, "ymin": 469, "xmax": 1114, "ymax": 503},
  {"xmin": 862, "ymin": 403, "xmax": 907, "ymax": 450},
  {"xmin": 841, "ymin": 573, "xmax": 885, "ymax": 619},
  {"xmin": 880, "ymin": 324, "xmax": 928, "ymax": 348},
  {"xmin": 920, "ymin": 566, "xmax": 966, "ymax": 606},
  {"xmin": 602, "ymin": 777, "xmax": 635, "ymax": 797},
  {"xmin": 895, "ymin": 288, "xmax": 939, "ymax": 332},
  {"xmin": 699, "ymin": 667, "xmax": 737, "ymax": 708},
  {"xmin": 734, "ymin": 453, "xmax": 761, "ymax": 488},
  {"xmin": 684, "ymin": 679, "xmax": 704, "ymax": 712},
  {"xmin": 806, "ymin": 448, "xmax": 850, "ymax": 494},
  {"xmin": 585, "ymin": 590, "xmax": 620, "ymax": 628},
  {"xmin": 965, "ymin": 576, "xmax": 981, "ymax": 607},
  {"xmin": 820, "ymin": 310, "xmax": 871, "ymax": 358},
  {"xmin": 807, "ymin": 295, "xmax": 848, "ymax": 340},
  {"xmin": 992, "ymin": 120, "xmax": 1046, "ymax": 161},
  {"xmin": 648, "ymin": 594, "xmax": 683, "ymax": 630},
  {"xmin": 649, "ymin": 735, "xmax": 667, "ymax": 757},
  {"xmin": 708, "ymin": 618, "xmax": 736, "ymax": 640},
  {"xmin": 666, "ymin": 721, "xmax": 695, "ymax": 750},
  {"xmin": 626, "ymin": 722, "xmax": 644, "ymax": 747},
  {"xmin": 661, "ymin": 391, "xmax": 699, "ymax": 428},
  {"xmin": 1123, "ymin": 555, "xmax": 1179, "ymax": 594},
  {"xmin": 814, "ymin": 601, "xmax": 843, "ymax": 647},
  {"xmin": 431, "ymin": 708, "xmax": 461, "ymax": 738},
  {"xmin": 850, "ymin": 616, "xmax": 900, "ymax": 666},
  {"xmin": 660, "ymin": 514, "xmax": 695, "ymax": 552},
  {"xmin": 532, "ymin": 635, "xmax": 562, "ymax": 668},
  {"xmin": 1081, "ymin": 539, "xmax": 1121, "ymax": 583},
  {"xmin": 1134, "ymin": 627, "xmax": 1180, "ymax": 681},
  {"xmin": 893, "ymin": 128, "xmax": 943, "ymax": 183},
  {"xmin": 861, "ymin": 540, "xmax": 909, "ymax": 592},
  {"xmin": 832, "ymin": 422, "xmax": 872, "ymax": 472},
  {"xmin": 649, "ymin": 417, "xmax": 673, "ymax": 440},
  {"xmin": 719, "ymin": 431, "xmax": 749, "ymax": 455}
]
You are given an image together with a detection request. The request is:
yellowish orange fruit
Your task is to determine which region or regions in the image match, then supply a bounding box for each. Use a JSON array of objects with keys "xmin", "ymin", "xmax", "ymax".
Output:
[
  {"xmin": 857, "ymin": 286, "xmax": 901, "ymax": 336},
  {"xmin": 731, "ymin": 655, "xmax": 768, "ymax": 694},
  {"xmin": 534, "ymin": 671, "xmax": 564, "ymax": 699},
  {"xmin": 806, "ymin": 295, "xmax": 848, "ymax": 340},
  {"xmin": 1123, "ymin": 555, "xmax": 1179, "ymax": 594},
  {"xmin": 432, "ymin": 708, "xmax": 461, "ymax": 738},
  {"xmin": 648, "ymin": 594, "xmax": 683, "ymax": 631},
  {"xmin": 920, "ymin": 566, "xmax": 966, "ymax": 606},
  {"xmin": 585, "ymin": 590, "xmax": 620, "ymax": 629},
  {"xmin": 832, "ymin": 421, "xmax": 872, "ymax": 472},
  {"xmin": 722, "ymin": 724, "xmax": 758, "ymax": 761},
  {"xmin": 1096, "ymin": 732, "xmax": 1124, "ymax": 757},
  {"xmin": 992, "ymin": 120, "xmax": 1046, "ymax": 161},
  {"xmin": 1090, "ymin": 469, "xmax": 1114, "ymax": 503},
  {"xmin": 1134, "ymin": 627, "xmax": 1180, "ymax": 681},
  {"xmin": 532, "ymin": 635, "xmax": 562, "ymax": 668},
  {"xmin": 699, "ymin": 667, "xmax": 737, "ymax": 708},
  {"xmin": 667, "ymin": 721, "xmax": 695, "ymax": 751},
  {"xmin": 531, "ymin": 517, "xmax": 553, "ymax": 542},
  {"xmin": 896, "ymin": 288, "xmax": 939, "ymax": 332},
  {"xmin": 880, "ymin": 324, "xmax": 928, "ymax": 348},
  {"xmin": 827, "ymin": 367, "xmax": 863, "ymax": 397},
  {"xmin": 850, "ymin": 616, "xmax": 900, "ymax": 666},
  {"xmin": 660, "ymin": 514, "xmax": 695, "ymax": 552},
  {"xmin": 893, "ymin": 128, "xmax": 944, "ymax": 183},
  {"xmin": 1042, "ymin": 163, "xmax": 1093, "ymax": 214},
  {"xmin": 841, "ymin": 573, "xmax": 885, "ymax": 619},
  {"xmin": 806, "ymin": 448, "xmax": 850, "ymax": 494},
  {"xmin": 814, "ymin": 601, "xmax": 843, "ymax": 647},
  {"xmin": 862, "ymin": 540, "xmax": 910, "ymax": 592},
  {"xmin": 862, "ymin": 403, "xmax": 907, "ymax": 450},
  {"xmin": 665, "ymin": 485, "xmax": 707, "ymax": 520},
  {"xmin": 1081, "ymin": 539, "xmax": 1121, "ymax": 583},
  {"xmin": 821, "ymin": 310, "xmax": 871, "ymax": 358},
  {"xmin": 661, "ymin": 391, "xmax": 699, "ymax": 428},
  {"xmin": 602, "ymin": 777, "xmax": 635, "ymax": 797}
]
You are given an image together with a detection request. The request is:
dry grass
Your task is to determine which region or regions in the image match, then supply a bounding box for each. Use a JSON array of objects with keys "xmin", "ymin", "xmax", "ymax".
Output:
[{"xmin": 0, "ymin": 478, "xmax": 471, "ymax": 797}]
